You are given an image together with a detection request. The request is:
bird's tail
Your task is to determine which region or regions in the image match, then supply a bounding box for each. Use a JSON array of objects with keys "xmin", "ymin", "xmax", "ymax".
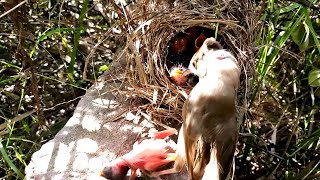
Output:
[{"xmin": 201, "ymin": 144, "xmax": 220, "ymax": 180}]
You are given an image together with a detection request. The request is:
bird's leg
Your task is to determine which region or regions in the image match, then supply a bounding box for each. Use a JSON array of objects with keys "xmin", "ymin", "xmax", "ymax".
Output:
[{"xmin": 148, "ymin": 127, "xmax": 186, "ymax": 177}]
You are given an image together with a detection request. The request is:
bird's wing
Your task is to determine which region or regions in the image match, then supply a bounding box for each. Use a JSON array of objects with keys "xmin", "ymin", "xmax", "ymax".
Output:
[
  {"xmin": 182, "ymin": 97, "xmax": 211, "ymax": 179},
  {"xmin": 192, "ymin": 137, "xmax": 212, "ymax": 179},
  {"xmin": 216, "ymin": 120, "xmax": 238, "ymax": 180}
]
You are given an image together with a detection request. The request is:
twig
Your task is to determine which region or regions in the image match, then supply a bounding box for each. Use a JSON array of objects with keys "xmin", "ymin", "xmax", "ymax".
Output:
[
  {"xmin": 306, "ymin": 172, "xmax": 320, "ymax": 180},
  {"xmin": 3, "ymin": 0, "xmax": 46, "ymax": 127},
  {"xmin": 283, "ymin": 101, "xmax": 305, "ymax": 156},
  {"xmin": 0, "ymin": 110, "xmax": 36, "ymax": 134},
  {"xmin": 238, "ymin": 139, "xmax": 285, "ymax": 160},
  {"xmin": 0, "ymin": 0, "xmax": 27, "ymax": 19},
  {"xmin": 43, "ymin": 96, "xmax": 83, "ymax": 111},
  {"xmin": 308, "ymin": 87, "xmax": 315, "ymax": 136}
]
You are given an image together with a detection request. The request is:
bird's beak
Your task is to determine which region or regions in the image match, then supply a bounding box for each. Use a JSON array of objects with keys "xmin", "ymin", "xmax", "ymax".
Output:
[
  {"xmin": 99, "ymin": 171, "xmax": 106, "ymax": 178},
  {"xmin": 182, "ymin": 69, "xmax": 191, "ymax": 77},
  {"xmin": 170, "ymin": 68, "xmax": 184, "ymax": 77},
  {"xmin": 166, "ymin": 153, "xmax": 178, "ymax": 161}
]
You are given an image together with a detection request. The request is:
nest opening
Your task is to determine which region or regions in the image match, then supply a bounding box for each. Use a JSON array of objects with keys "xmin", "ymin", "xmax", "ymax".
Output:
[{"xmin": 165, "ymin": 26, "xmax": 221, "ymax": 68}]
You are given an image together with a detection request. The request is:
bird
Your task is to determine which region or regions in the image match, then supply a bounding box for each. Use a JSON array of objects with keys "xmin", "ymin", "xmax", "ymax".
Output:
[
  {"xmin": 169, "ymin": 65, "xmax": 189, "ymax": 86},
  {"xmin": 183, "ymin": 38, "xmax": 240, "ymax": 180},
  {"xmin": 194, "ymin": 33, "xmax": 208, "ymax": 52},
  {"xmin": 169, "ymin": 26, "xmax": 201, "ymax": 55},
  {"xmin": 149, "ymin": 38, "xmax": 240, "ymax": 180},
  {"xmin": 100, "ymin": 128, "xmax": 178, "ymax": 180},
  {"xmin": 169, "ymin": 65, "xmax": 199, "ymax": 87},
  {"xmin": 169, "ymin": 34, "xmax": 189, "ymax": 55}
]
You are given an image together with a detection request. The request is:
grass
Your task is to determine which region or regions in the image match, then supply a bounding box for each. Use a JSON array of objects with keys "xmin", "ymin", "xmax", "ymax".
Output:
[{"xmin": 244, "ymin": 0, "xmax": 320, "ymax": 178}]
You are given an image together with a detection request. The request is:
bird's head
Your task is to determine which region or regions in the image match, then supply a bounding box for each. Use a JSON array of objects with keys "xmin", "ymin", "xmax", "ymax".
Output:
[
  {"xmin": 169, "ymin": 66, "xmax": 189, "ymax": 86},
  {"xmin": 188, "ymin": 38, "xmax": 240, "ymax": 83},
  {"xmin": 188, "ymin": 37, "xmax": 222, "ymax": 76},
  {"xmin": 100, "ymin": 163, "xmax": 129, "ymax": 180}
]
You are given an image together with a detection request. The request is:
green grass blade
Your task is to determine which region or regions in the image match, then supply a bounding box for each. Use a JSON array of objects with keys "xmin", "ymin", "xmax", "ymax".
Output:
[
  {"xmin": 279, "ymin": 3, "xmax": 300, "ymax": 14},
  {"xmin": 250, "ymin": 7, "xmax": 305, "ymax": 107},
  {"xmin": 30, "ymin": 27, "xmax": 84, "ymax": 58},
  {"xmin": 303, "ymin": 7, "xmax": 320, "ymax": 54},
  {"xmin": 67, "ymin": 0, "xmax": 89, "ymax": 82},
  {"xmin": 0, "ymin": 139, "xmax": 24, "ymax": 179}
]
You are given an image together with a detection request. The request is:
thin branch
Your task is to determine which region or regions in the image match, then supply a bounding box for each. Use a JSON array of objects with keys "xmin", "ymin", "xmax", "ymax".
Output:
[
  {"xmin": 238, "ymin": 139, "xmax": 285, "ymax": 160},
  {"xmin": 0, "ymin": 0, "xmax": 27, "ymax": 19}
]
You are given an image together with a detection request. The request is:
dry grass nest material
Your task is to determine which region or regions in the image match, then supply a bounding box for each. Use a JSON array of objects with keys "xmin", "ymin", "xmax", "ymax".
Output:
[{"xmin": 110, "ymin": 0, "xmax": 261, "ymax": 128}]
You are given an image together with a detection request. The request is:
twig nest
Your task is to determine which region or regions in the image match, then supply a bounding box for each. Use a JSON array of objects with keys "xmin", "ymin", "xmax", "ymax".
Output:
[{"xmin": 110, "ymin": 0, "xmax": 260, "ymax": 127}]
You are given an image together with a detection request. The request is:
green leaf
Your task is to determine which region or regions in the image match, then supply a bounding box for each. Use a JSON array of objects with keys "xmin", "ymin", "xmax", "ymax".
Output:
[
  {"xmin": 303, "ymin": 7, "xmax": 320, "ymax": 54},
  {"xmin": 308, "ymin": 69, "xmax": 320, "ymax": 87},
  {"xmin": 67, "ymin": 73, "xmax": 75, "ymax": 83},
  {"xmin": 30, "ymin": 27, "xmax": 84, "ymax": 58},
  {"xmin": 68, "ymin": 0, "xmax": 89, "ymax": 82},
  {"xmin": 279, "ymin": 3, "xmax": 300, "ymax": 14},
  {"xmin": 99, "ymin": 65, "xmax": 109, "ymax": 72},
  {"xmin": 291, "ymin": 22, "xmax": 310, "ymax": 51},
  {"xmin": 315, "ymin": 87, "xmax": 320, "ymax": 98}
]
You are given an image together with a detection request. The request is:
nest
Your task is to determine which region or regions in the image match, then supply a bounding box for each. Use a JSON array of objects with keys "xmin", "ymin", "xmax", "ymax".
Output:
[{"xmin": 109, "ymin": 0, "xmax": 260, "ymax": 128}]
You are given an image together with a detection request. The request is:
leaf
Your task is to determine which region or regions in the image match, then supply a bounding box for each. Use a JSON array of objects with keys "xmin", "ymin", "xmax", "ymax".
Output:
[
  {"xmin": 291, "ymin": 22, "xmax": 310, "ymax": 51},
  {"xmin": 279, "ymin": 3, "xmax": 300, "ymax": 14},
  {"xmin": 291, "ymin": 23, "xmax": 305, "ymax": 44},
  {"xmin": 30, "ymin": 27, "xmax": 84, "ymax": 58},
  {"xmin": 68, "ymin": 0, "xmax": 89, "ymax": 82},
  {"xmin": 99, "ymin": 65, "xmax": 109, "ymax": 72},
  {"xmin": 303, "ymin": 7, "xmax": 320, "ymax": 54},
  {"xmin": 315, "ymin": 87, "xmax": 320, "ymax": 98},
  {"xmin": 308, "ymin": 69, "xmax": 320, "ymax": 87}
]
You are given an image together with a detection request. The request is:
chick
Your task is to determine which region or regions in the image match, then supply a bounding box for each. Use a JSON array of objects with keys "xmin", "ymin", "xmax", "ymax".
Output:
[{"xmin": 100, "ymin": 128, "xmax": 178, "ymax": 180}]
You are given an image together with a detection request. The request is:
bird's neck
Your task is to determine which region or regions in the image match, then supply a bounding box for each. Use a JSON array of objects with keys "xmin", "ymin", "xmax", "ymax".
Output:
[
  {"xmin": 114, "ymin": 157, "xmax": 130, "ymax": 168},
  {"xmin": 110, "ymin": 158, "xmax": 130, "ymax": 177},
  {"xmin": 201, "ymin": 69, "xmax": 239, "ymax": 91}
]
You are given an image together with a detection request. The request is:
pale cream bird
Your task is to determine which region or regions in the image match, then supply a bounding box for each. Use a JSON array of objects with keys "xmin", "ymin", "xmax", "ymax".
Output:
[
  {"xmin": 150, "ymin": 38, "xmax": 240, "ymax": 180},
  {"xmin": 183, "ymin": 38, "xmax": 240, "ymax": 180}
]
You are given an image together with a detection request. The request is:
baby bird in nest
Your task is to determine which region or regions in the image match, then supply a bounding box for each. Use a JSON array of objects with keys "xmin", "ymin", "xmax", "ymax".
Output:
[
  {"xmin": 169, "ymin": 65, "xmax": 189, "ymax": 86},
  {"xmin": 169, "ymin": 65, "xmax": 199, "ymax": 87},
  {"xmin": 150, "ymin": 38, "xmax": 240, "ymax": 180},
  {"xmin": 100, "ymin": 128, "xmax": 178, "ymax": 180}
]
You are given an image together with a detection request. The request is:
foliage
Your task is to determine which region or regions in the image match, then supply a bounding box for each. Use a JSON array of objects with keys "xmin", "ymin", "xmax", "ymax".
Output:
[
  {"xmin": 0, "ymin": 0, "xmax": 113, "ymax": 178},
  {"xmin": 243, "ymin": 0, "xmax": 320, "ymax": 179}
]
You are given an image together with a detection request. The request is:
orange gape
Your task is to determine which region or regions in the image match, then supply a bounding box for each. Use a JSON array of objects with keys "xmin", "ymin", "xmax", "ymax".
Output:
[{"xmin": 100, "ymin": 128, "xmax": 177, "ymax": 180}]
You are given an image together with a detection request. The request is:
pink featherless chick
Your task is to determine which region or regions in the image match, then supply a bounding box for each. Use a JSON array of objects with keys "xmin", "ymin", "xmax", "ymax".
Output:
[{"xmin": 100, "ymin": 128, "xmax": 178, "ymax": 180}]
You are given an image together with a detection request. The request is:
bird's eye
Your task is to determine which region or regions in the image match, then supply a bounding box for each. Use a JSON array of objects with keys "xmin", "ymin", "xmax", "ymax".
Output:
[{"xmin": 192, "ymin": 61, "xmax": 197, "ymax": 69}]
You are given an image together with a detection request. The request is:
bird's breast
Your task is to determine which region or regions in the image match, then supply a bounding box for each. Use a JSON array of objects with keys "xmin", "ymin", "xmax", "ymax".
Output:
[{"xmin": 185, "ymin": 78, "xmax": 237, "ymax": 139}]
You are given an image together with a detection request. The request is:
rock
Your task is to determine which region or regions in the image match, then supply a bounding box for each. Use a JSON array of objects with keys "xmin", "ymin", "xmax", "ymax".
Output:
[{"xmin": 25, "ymin": 55, "xmax": 187, "ymax": 180}]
